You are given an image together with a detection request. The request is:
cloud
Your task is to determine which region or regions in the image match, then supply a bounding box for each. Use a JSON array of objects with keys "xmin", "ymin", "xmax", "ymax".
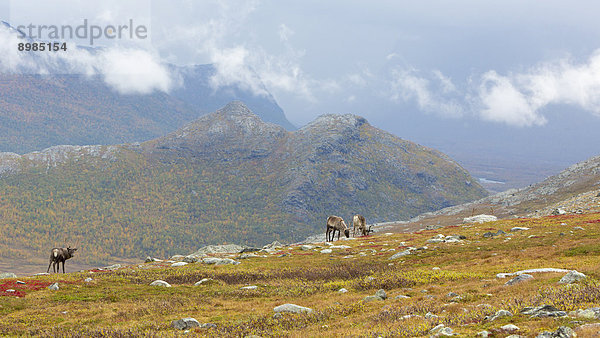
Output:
[
  {"xmin": 475, "ymin": 50, "xmax": 600, "ymax": 126},
  {"xmin": 477, "ymin": 70, "xmax": 546, "ymax": 126},
  {"xmin": 0, "ymin": 24, "xmax": 176, "ymax": 95},
  {"xmin": 389, "ymin": 68, "xmax": 464, "ymax": 117},
  {"xmin": 387, "ymin": 49, "xmax": 600, "ymax": 127}
]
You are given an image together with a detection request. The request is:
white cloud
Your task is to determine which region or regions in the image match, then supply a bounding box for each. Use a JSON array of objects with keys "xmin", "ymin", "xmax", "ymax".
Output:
[
  {"xmin": 278, "ymin": 23, "xmax": 294, "ymax": 42},
  {"xmin": 101, "ymin": 49, "xmax": 175, "ymax": 95},
  {"xmin": 475, "ymin": 50, "xmax": 600, "ymax": 126},
  {"xmin": 478, "ymin": 70, "xmax": 546, "ymax": 126},
  {"xmin": 390, "ymin": 68, "xmax": 464, "ymax": 117},
  {"xmin": 0, "ymin": 24, "xmax": 175, "ymax": 95}
]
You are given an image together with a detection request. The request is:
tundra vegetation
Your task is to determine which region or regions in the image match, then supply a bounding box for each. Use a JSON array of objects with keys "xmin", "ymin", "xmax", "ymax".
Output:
[{"xmin": 1, "ymin": 213, "xmax": 600, "ymax": 336}]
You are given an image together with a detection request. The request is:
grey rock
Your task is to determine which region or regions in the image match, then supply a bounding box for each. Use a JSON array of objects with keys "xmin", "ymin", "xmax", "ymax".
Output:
[
  {"xmin": 552, "ymin": 208, "xmax": 567, "ymax": 215},
  {"xmin": 240, "ymin": 285, "xmax": 258, "ymax": 290},
  {"xmin": 488, "ymin": 309, "xmax": 513, "ymax": 321},
  {"xmin": 6, "ymin": 289, "xmax": 15, "ymax": 292},
  {"xmin": 363, "ymin": 295, "xmax": 383, "ymax": 302},
  {"xmin": 502, "ymin": 324, "xmax": 520, "ymax": 332},
  {"xmin": 144, "ymin": 256, "xmax": 154, "ymax": 263},
  {"xmin": 320, "ymin": 249, "xmax": 332, "ymax": 254},
  {"xmin": 171, "ymin": 262, "xmax": 188, "ymax": 267},
  {"xmin": 170, "ymin": 255, "xmax": 185, "ymax": 261},
  {"xmin": 572, "ymin": 308, "xmax": 600, "ymax": 319},
  {"xmin": 263, "ymin": 241, "xmax": 284, "ymax": 250},
  {"xmin": 199, "ymin": 323, "xmax": 217, "ymax": 329},
  {"xmin": 84, "ymin": 277, "xmax": 93, "ymax": 282},
  {"xmin": 559, "ymin": 270, "xmax": 587, "ymax": 284},
  {"xmin": 194, "ymin": 278, "xmax": 212, "ymax": 286},
  {"xmin": 193, "ymin": 244, "xmax": 245, "ymax": 255},
  {"xmin": 150, "ymin": 280, "xmax": 171, "ymax": 287},
  {"xmin": 338, "ymin": 288, "xmax": 348, "ymax": 293},
  {"xmin": 447, "ymin": 292, "xmax": 459, "ymax": 297},
  {"xmin": 238, "ymin": 253, "xmax": 259, "ymax": 259},
  {"xmin": 48, "ymin": 282, "xmax": 59, "ymax": 291},
  {"xmin": 33, "ymin": 272, "xmax": 49, "ymax": 276},
  {"xmin": 506, "ymin": 274, "xmax": 534, "ymax": 285},
  {"xmin": 536, "ymin": 326, "xmax": 576, "ymax": 338},
  {"xmin": 573, "ymin": 226, "xmax": 585, "ymax": 230},
  {"xmin": 477, "ymin": 331, "xmax": 491, "ymax": 337},
  {"xmin": 521, "ymin": 305, "xmax": 567, "ymax": 318},
  {"xmin": 389, "ymin": 250, "xmax": 412, "ymax": 259},
  {"xmin": 171, "ymin": 317, "xmax": 200, "ymax": 330},
  {"xmin": 300, "ymin": 245, "xmax": 314, "ymax": 251},
  {"xmin": 273, "ymin": 313, "xmax": 283, "ymax": 319},
  {"xmin": 425, "ymin": 312, "xmax": 439, "ymax": 319},
  {"xmin": 103, "ymin": 264, "xmax": 121, "ymax": 270},
  {"xmin": 483, "ymin": 232, "xmax": 495, "ymax": 238},
  {"xmin": 183, "ymin": 255, "xmax": 200, "ymax": 263},
  {"xmin": 464, "ymin": 214, "xmax": 497, "ymax": 223},
  {"xmin": 510, "ymin": 227, "xmax": 530, "ymax": 231},
  {"xmin": 16, "ymin": 281, "xmax": 25, "ymax": 284},
  {"xmin": 273, "ymin": 303, "xmax": 313, "ymax": 314},
  {"xmin": 375, "ymin": 289, "xmax": 387, "ymax": 300},
  {"xmin": 202, "ymin": 257, "xmax": 240, "ymax": 265},
  {"xmin": 497, "ymin": 268, "xmax": 571, "ymax": 278},
  {"xmin": 395, "ymin": 295, "xmax": 410, "ymax": 299},
  {"xmin": 0, "ymin": 272, "xmax": 17, "ymax": 279}
]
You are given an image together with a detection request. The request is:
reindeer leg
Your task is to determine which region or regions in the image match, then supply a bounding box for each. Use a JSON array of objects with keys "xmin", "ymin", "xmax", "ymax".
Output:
[
  {"xmin": 62, "ymin": 261, "xmax": 65, "ymax": 273},
  {"xmin": 47, "ymin": 260, "xmax": 52, "ymax": 273}
]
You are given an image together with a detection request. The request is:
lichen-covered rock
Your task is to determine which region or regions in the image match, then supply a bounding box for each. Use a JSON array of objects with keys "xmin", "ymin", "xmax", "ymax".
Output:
[
  {"xmin": 150, "ymin": 280, "xmax": 171, "ymax": 287},
  {"xmin": 559, "ymin": 270, "xmax": 587, "ymax": 284},
  {"xmin": 171, "ymin": 317, "xmax": 200, "ymax": 330},
  {"xmin": 273, "ymin": 303, "xmax": 313, "ymax": 314}
]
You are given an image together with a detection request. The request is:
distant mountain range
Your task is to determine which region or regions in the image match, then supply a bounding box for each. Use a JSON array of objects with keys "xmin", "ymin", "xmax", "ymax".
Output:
[
  {"xmin": 0, "ymin": 102, "xmax": 487, "ymax": 266},
  {"xmin": 0, "ymin": 64, "xmax": 294, "ymax": 154}
]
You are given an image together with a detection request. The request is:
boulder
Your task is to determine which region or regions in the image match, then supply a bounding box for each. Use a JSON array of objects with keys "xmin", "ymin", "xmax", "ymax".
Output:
[
  {"xmin": 320, "ymin": 249, "xmax": 332, "ymax": 254},
  {"xmin": 463, "ymin": 214, "xmax": 497, "ymax": 224},
  {"xmin": 501, "ymin": 324, "xmax": 520, "ymax": 332},
  {"xmin": 510, "ymin": 227, "xmax": 530, "ymax": 231},
  {"xmin": 375, "ymin": 289, "xmax": 387, "ymax": 300},
  {"xmin": 300, "ymin": 245, "xmax": 314, "ymax": 251},
  {"xmin": 558, "ymin": 270, "xmax": 587, "ymax": 284},
  {"xmin": 171, "ymin": 262, "xmax": 188, "ymax": 267},
  {"xmin": 194, "ymin": 278, "xmax": 212, "ymax": 286},
  {"xmin": 273, "ymin": 303, "xmax": 313, "ymax": 314},
  {"xmin": 201, "ymin": 257, "xmax": 240, "ymax": 265},
  {"xmin": 183, "ymin": 255, "xmax": 200, "ymax": 263},
  {"xmin": 170, "ymin": 255, "xmax": 185, "ymax": 261},
  {"xmin": 338, "ymin": 288, "xmax": 348, "ymax": 293},
  {"xmin": 150, "ymin": 280, "xmax": 171, "ymax": 287},
  {"xmin": 192, "ymin": 244, "xmax": 245, "ymax": 255},
  {"xmin": 240, "ymin": 285, "xmax": 258, "ymax": 290},
  {"xmin": 48, "ymin": 283, "xmax": 59, "ymax": 291},
  {"xmin": 521, "ymin": 305, "xmax": 567, "ymax": 318},
  {"xmin": 505, "ymin": 274, "xmax": 534, "ymax": 285},
  {"xmin": 389, "ymin": 250, "xmax": 412, "ymax": 259},
  {"xmin": 552, "ymin": 208, "xmax": 567, "ymax": 215},
  {"xmin": 84, "ymin": 277, "xmax": 93, "ymax": 283},
  {"xmin": 171, "ymin": 317, "xmax": 200, "ymax": 330},
  {"xmin": 487, "ymin": 310, "xmax": 513, "ymax": 321},
  {"xmin": 536, "ymin": 326, "xmax": 575, "ymax": 338}
]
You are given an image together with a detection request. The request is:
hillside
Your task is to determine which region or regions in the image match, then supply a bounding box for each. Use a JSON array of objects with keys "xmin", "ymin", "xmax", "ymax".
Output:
[
  {"xmin": 0, "ymin": 102, "xmax": 486, "ymax": 270},
  {"xmin": 1, "ymin": 212, "xmax": 599, "ymax": 336},
  {"xmin": 0, "ymin": 65, "xmax": 293, "ymax": 154},
  {"xmin": 383, "ymin": 154, "xmax": 600, "ymax": 233}
]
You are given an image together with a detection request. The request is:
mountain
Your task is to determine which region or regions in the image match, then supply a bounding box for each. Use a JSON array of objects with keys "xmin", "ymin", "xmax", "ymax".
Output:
[
  {"xmin": 0, "ymin": 102, "xmax": 487, "ymax": 268},
  {"xmin": 0, "ymin": 67, "xmax": 293, "ymax": 155}
]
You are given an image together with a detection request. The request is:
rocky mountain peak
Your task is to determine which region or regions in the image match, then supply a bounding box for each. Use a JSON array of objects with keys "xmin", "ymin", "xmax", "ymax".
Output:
[
  {"xmin": 300, "ymin": 113, "xmax": 367, "ymax": 132},
  {"xmin": 216, "ymin": 101, "xmax": 254, "ymax": 116}
]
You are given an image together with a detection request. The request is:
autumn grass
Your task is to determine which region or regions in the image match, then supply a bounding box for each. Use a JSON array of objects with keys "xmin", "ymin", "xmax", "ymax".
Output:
[{"xmin": 1, "ymin": 213, "xmax": 600, "ymax": 336}]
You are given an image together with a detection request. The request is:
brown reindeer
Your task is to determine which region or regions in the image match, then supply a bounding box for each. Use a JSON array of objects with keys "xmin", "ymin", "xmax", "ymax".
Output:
[
  {"xmin": 47, "ymin": 247, "xmax": 77, "ymax": 273},
  {"xmin": 352, "ymin": 214, "xmax": 367, "ymax": 237},
  {"xmin": 326, "ymin": 216, "xmax": 350, "ymax": 242}
]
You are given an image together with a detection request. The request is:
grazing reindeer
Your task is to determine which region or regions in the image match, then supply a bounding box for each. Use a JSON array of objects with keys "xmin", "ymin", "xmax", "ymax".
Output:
[
  {"xmin": 326, "ymin": 216, "xmax": 350, "ymax": 242},
  {"xmin": 352, "ymin": 214, "xmax": 367, "ymax": 237},
  {"xmin": 47, "ymin": 247, "xmax": 77, "ymax": 273}
]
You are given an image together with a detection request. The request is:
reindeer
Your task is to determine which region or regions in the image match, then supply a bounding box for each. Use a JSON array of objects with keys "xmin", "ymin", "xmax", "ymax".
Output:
[
  {"xmin": 352, "ymin": 214, "xmax": 368, "ymax": 237},
  {"xmin": 326, "ymin": 216, "xmax": 350, "ymax": 242},
  {"xmin": 47, "ymin": 247, "xmax": 77, "ymax": 273}
]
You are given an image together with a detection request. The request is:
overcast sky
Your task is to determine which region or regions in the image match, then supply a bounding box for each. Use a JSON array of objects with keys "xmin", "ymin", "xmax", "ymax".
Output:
[{"xmin": 3, "ymin": 0, "xmax": 600, "ymax": 180}]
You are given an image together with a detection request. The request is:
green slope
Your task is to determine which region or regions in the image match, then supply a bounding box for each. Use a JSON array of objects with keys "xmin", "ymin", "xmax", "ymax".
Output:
[{"xmin": 0, "ymin": 102, "xmax": 487, "ymax": 266}]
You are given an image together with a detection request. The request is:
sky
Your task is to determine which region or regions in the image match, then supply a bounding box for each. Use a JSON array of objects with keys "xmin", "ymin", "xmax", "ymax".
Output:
[{"xmin": 2, "ymin": 0, "xmax": 600, "ymax": 186}]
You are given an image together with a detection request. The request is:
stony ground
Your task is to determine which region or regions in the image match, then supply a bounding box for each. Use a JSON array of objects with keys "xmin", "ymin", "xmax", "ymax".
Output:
[{"xmin": 2, "ymin": 212, "xmax": 600, "ymax": 337}]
